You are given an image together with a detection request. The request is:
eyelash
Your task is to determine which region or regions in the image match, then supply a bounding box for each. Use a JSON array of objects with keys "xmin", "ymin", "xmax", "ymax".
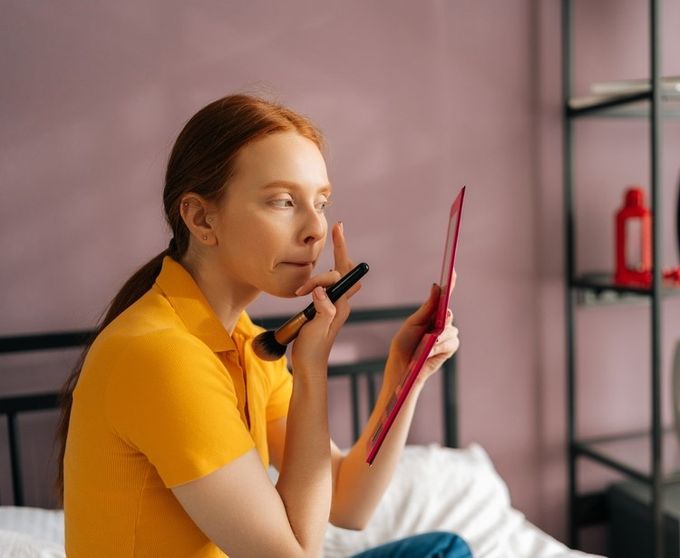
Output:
[{"xmin": 270, "ymin": 197, "xmax": 332, "ymax": 213}]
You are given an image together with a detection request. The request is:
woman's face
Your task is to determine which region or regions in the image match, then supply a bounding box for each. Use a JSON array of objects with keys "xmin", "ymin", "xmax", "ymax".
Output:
[{"xmin": 211, "ymin": 131, "xmax": 331, "ymax": 298}]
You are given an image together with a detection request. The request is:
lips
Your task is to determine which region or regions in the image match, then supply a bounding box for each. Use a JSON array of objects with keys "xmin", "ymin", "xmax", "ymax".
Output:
[{"xmin": 282, "ymin": 261, "xmax": 314, "ymax": 267}]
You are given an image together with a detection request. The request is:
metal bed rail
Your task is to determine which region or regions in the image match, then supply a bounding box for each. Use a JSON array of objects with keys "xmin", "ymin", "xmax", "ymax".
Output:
[{"xmin": 0, "ymin": 305, "xmax": 457, "ymax": 506}]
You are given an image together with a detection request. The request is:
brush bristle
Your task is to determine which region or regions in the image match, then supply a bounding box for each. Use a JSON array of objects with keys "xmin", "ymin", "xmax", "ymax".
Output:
[{"xmin": 252, "ymin": 330, "xmax": 288, "ymax": 361}]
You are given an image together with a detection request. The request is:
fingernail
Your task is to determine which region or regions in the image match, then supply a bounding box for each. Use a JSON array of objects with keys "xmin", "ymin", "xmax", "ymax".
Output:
[
  {"xmin": 295, "ymin": 286, "xmax": 304, "ymax": 295},
  {"xmin": 314, "ymin": 286, "xmax": 327, "ymax": 299},
  {"xmin": 447, "ymin": 309, "xmax": 452, "ymax": 317},
  {"xmin": 339, "ymin": 221, "xmax": 344, "ymax": 233}
]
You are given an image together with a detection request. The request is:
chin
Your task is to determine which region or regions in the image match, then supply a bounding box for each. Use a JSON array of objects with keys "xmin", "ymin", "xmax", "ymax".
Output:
[
  {"xmin": 265, "ymin": 267, "xmax": 313, "ymax": 298},
  {"xmin": 277, "ymin": 290, "xmax": 298, "ymax": 299},
  {"xmin": 263, "ymin": 284, "xmax": 300, "ymax": 299}
]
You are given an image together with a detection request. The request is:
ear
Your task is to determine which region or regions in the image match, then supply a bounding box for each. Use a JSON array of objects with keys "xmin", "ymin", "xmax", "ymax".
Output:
[{"xmin": 179, "ymin": 194, "xmax": 218, "ymax": 246}]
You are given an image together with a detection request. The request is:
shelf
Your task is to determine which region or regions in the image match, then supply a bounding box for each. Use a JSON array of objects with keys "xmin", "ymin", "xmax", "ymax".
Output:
[
  {"xmin": 571, "ymin": 273, "xmax": 680, "ymax": 304},
  {"xmin": 567, "ymin": 90, "xmax": 680, "ymax": 118},
  {"xmin": 575, "ymin": 430, "xmax": 680, "ymax": 485},
  {"xmin": 562, "ymin": 2, "xmax": 673, "ymax": 552}
]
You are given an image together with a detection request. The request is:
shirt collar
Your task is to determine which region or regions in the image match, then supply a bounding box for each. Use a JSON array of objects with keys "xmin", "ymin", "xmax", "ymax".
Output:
[{"xmin": 155, "ymin": 256, "xmax": 242, "ymax": 353}]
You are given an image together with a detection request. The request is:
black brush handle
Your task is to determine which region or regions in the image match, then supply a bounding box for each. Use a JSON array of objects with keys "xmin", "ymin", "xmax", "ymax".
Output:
[{"xmin": 301, "ymin": 262, "xmax": 369, "ymax": 320}]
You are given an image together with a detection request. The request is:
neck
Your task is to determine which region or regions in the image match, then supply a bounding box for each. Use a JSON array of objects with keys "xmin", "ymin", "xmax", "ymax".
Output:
[{"xmin": 179, "ymin": 251, "xmax": 260, "ymax": 335}]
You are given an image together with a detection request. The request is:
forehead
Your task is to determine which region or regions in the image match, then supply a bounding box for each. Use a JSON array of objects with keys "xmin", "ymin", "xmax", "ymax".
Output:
[{"xmin": 231, "ymin": 131, "xmax": 329, "ymax": 191}]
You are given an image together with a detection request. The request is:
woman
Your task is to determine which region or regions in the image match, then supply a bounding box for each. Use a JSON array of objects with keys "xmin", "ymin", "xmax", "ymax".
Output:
[{"xmin": 55, "ymin": 93, "xmax": 468, "ymax": 557}]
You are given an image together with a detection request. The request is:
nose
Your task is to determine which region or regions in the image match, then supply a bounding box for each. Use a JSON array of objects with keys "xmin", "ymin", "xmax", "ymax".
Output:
[{"xmin": 299, "ymin": 203, "xmax": 326, "ymax": 246}]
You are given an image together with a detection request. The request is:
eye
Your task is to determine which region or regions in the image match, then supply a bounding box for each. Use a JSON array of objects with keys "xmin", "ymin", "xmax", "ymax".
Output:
[
  {"xmin": 315, "ymin": 198, "xmax": 333, "ymax": 213},
  {"xmin": 269, "ymin": 197, "xmax": 295, "ymax": 209}
]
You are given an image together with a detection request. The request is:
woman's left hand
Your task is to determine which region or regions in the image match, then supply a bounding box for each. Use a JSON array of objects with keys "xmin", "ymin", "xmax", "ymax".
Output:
[
  {"xmin": 418, "ymin": 307, "xmax": 460, "ymax": 382},
  {"xmin": 384, "ymin": 277, "xmax": 460, "ymax": 390}
]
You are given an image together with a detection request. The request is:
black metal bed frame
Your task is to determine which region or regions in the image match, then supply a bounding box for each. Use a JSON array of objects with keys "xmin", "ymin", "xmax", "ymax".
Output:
[{"xmin": 0, "ymin": 305, "xmax": 458, "ymax": 507}]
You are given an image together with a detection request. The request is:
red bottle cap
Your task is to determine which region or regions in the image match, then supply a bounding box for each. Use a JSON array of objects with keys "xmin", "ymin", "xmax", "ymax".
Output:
[{"xmin": 625, "ymin": 187, "xmax": 645, "ymax": 208}]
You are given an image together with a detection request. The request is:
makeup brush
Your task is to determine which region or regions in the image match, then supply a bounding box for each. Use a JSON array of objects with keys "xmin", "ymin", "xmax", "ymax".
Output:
[{"xmin": 252, "ymin": 262, "xmax": 369, "ymax": 361}]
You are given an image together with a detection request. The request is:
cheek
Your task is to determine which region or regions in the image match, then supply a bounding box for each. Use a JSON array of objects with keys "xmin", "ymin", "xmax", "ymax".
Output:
[
  {"xmin": 235, "ymin": 213, "xmax": 291, "ymax": 259},
  {"xmin": 231, "ymin": 206, "xmax": 280, "ymax": 237}
]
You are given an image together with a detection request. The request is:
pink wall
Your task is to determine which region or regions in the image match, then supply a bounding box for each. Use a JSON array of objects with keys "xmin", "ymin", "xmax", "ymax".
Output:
[{"xmin": 2, "ymin": 0, "xmax": 680, "ymax": 551}]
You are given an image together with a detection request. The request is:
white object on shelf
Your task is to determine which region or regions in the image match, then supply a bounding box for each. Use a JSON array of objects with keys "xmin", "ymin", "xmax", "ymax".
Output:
[
  {"xmin": 568, "ymin": 76, "xmax": 680, "ymax": 113},
  {"xmin": 590, "ymin": 76, "xmax": 680, "ymax": 96}
]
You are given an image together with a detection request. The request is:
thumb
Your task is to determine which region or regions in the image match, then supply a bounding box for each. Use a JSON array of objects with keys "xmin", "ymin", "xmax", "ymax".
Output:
[{"xmin": 405, "ymin": 283, "xmax": 440, "ymax": 327}]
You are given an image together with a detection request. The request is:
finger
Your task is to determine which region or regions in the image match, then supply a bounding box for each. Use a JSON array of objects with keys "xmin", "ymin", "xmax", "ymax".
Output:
[
  {"xmin": 306, "ymin": 286, "xmax": 336, "ymax": 332},
  {"xmin": 295, "ymin": 270, "xmax": 342, "ymax": 296},
  {"xmin": 332, "ymin": 222, "xmax": 355, "ymax": 274},
  {"xmin": 328, "ymin": 295, "xmax": 351, "ymax": 336},
  {"xmin": 405, "ymin": 283, "xmax": 440, "ymax": 327},
  {"xmin": 427, "ymin": 343, "xmax": 459, "ymax": 370},
  {"xmin": 343, "ymin": 276, "xmax": 362, "ymax": 300},
  {"xmin": 331, "ymin": 222, "xmax": 364, "ymax": 298},
  {"xmin": 425, "ymin": 352, "xmax": 448, "ymax": 369},
  {"xmin": 445, "ymin": 308, "xmax": 453, "ymax": 326},
  {"xmin": 435, "ymin": 325, "xmax": 459, "ymax": 345},
  {"xmin": 432, "ymin": 336, "xmax": 460, "ymax": 356},
  {"xmin": 433, "ymin": 328, "xmax": 460, "ymax": 354}
]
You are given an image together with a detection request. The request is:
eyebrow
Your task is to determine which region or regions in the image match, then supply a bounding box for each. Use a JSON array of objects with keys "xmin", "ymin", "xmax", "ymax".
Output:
[{"xmin": 260, "ymin": 180, "xmax": 332, "ymax": 195}]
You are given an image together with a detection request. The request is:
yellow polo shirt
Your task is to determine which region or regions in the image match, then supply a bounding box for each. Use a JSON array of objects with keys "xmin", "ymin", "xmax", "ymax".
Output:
[{"xmin": 64, "ymin": 256, "xmax": 292, "ymax": 557}]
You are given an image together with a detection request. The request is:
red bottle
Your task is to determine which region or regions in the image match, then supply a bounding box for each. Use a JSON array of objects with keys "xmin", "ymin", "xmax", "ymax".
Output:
[{"xmin": 614, "ymin": 187, "xmax": 652, "ymax": 286}]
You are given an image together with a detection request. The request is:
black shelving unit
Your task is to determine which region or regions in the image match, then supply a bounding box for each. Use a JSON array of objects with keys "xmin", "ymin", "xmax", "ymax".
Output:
[{"xmin": 563, "ymin": 0, "xmax": 679, "ymax": 556}]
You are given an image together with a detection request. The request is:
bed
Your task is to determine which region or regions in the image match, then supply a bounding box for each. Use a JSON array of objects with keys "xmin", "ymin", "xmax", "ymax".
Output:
[{"xmin": 0, "ymin": 305, "xmax": 602, "ymax": 558}]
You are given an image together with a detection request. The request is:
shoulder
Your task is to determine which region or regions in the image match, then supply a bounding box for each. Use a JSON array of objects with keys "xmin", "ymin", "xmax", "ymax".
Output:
[
  {"xmin": 93, "ymin": 326, "xmax": 226, "ymax": 402},
  {"xmin": 117, "ymin": 329, "xmax": 221, "ymax": 373},
  {"xmin": 92, "ymin": 287, "xmax": 218, "ymax": 367}
]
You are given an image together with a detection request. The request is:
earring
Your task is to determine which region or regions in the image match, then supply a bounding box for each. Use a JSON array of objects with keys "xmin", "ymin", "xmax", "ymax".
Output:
[{"xmin": 202, "ymin": 234, "xmax": 208, "ymax": 240}]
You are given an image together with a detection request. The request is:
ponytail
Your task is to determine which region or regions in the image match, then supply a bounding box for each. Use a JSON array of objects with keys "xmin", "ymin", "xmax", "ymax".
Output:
[{"xmin": 53, "ymin": 249, "xmax": 170, "ymax": 505}]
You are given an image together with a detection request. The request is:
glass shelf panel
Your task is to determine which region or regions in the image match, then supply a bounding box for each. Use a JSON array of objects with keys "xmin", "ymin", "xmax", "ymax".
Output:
[
  {"xmin": 571, "ymin": 272, "xmax": 680, "ymax": 306},
  {"xmin": 571, "ymin": 273, "xmax": 680, "ymax": 304},
  {"xmin": 567, "ymin": 91, "xmax": 680, "ymax": 119},
  {"xmin": 576, "ymin": 430, "xmax": 680, "ymax": 484}
]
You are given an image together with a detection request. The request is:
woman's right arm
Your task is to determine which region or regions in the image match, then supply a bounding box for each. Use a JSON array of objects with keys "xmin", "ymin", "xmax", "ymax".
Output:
[{"xmin": 171, "ymin": 285, "xmax": 346, "ymax": 558}]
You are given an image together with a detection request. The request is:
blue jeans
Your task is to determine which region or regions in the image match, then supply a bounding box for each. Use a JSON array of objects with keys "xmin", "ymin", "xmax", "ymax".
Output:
[{"xmin": 349, "ymin": 531, "xmax": 473, "ymax": 558}]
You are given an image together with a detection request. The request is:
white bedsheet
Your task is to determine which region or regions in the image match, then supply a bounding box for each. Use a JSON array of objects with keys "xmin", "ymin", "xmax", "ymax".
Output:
[
  {"xmin": 0, "ymin": 444, "xmax": 602, "ymax": 558},
  {"xmin": 0, "ymin": 506, "xmax": 64, "ymax": 558},
  {"xmin": 323, "ymin": 444, "xmax": 602, "ymax": 558}
]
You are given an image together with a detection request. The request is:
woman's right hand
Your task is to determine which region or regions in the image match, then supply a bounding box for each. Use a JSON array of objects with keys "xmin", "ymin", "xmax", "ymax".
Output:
[
  {"xmin": 291, "ymin": 222, "xmax": 355, "ymax": 376},
  {"xmin": 291, "ymin": 284, "xmax": 349, "ymax": 377}
]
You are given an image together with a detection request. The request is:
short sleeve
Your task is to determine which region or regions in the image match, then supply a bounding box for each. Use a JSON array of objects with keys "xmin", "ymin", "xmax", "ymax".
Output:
[
  {"xmin": 265, "ymin": 355, "xmax": 292, "ymax": 423},
  {"xmin": 105, "ymin": 331, "xmax": 255, "ymax": 488}
]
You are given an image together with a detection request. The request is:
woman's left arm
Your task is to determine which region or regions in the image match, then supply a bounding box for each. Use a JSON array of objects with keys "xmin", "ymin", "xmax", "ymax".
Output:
[
  {"xmin": 327, "ymin": 283, "xmax": 459, "ymax": 530},
  {"xmin": 267, "ymin": 223, "xmax": 460, "ymax": 530}
]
